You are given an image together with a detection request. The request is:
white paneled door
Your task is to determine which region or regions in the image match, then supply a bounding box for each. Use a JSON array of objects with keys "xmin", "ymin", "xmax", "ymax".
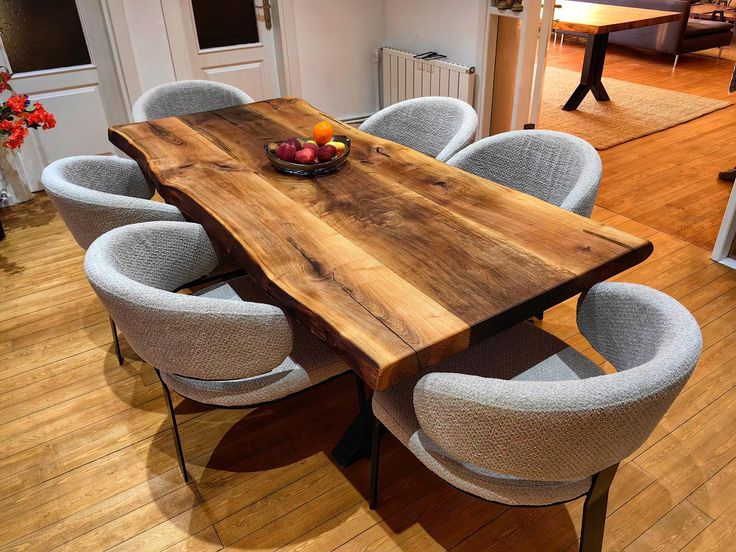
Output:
[
  {"xmin": 0, "ymin": 0, "xmax": 127, "ymax": 194},
  {"xmin": 161, "ymin": 0, "xmax": 280, "ymax": 101}
]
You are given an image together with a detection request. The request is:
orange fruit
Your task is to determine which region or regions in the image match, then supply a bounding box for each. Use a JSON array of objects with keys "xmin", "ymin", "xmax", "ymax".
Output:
[{"xmin": 313, "ymin": 121, "xmax": 333, "ymax": 146}]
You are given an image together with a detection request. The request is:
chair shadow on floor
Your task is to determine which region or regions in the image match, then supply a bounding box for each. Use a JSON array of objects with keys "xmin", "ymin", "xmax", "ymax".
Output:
[
  {"xmin": 144, "ymin": 375, "xmax": 364, "ymax": 521},
  {"xmin": 138, "ymin": 368, "xmax": 579, "ymax": 551},
  {"xmin": 102, "ymin": 329, "xmax": 582, "ymax": 551},
  {"xmin": 330, "ymin": 432, "xmax": 581, "ymax": 552}
]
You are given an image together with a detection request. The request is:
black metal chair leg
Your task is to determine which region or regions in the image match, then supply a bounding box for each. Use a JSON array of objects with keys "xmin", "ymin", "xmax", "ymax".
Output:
[
  {"xmin": 580, "ymin": 463, "xmax": 619, "ymax": 552},
  {"xmin": 369, "ymin": 419, "xmax": 384, "ymax": 510},
  {"xmin": 109, "ymin": 316, "xmax": 124, "ymax": 365},
  {"xmin": 156, "ymin": 369, "xmax": 189, "ymax": 482}
]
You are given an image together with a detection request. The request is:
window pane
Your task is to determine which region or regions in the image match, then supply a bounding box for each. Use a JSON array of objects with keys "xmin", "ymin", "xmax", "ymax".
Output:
[
  {"xmin": 191, "ymin": 0, "xmax": 259, "ymax": 50},
  {"xmin": 0, "ymin": 0, "xmax": 91, "ymax": 73}
]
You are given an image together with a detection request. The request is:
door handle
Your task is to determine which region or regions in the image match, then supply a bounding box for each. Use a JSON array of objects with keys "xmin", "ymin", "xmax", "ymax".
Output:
[{"xmin": 255, "ymin": 0, "xmax": 272, "ymax": 30}]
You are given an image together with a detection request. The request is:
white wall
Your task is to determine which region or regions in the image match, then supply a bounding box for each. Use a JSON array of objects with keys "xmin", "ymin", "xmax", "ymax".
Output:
[
  {"xmin": 105, "ymin": 0, "xmax": 177, "ymax": 113},
  {"xmin": 288, "ymin": 0, "xmax": 485, "ymax": 119},
  {"xmin": 290, "ymin": 0, "xmax": 385, "ymax": 120},
  {"xmin": 383, "ymin": 0, "xmax": 486, "ymax": 68},
  {"xmin": 105, "ymin": 0, "xmax": 485, "ymax": 121}
]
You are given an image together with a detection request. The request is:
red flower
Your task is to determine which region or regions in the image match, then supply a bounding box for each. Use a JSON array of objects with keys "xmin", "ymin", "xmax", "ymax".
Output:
[
  {"xmin": 41, "ymin": 111, "xmax": 55, "ymax": 130},
  {"xmin": 4, "ymin": 123, "xmax": 28, "ymax": 149},
  {"xmin": 0, "ymin": 72, "xmax": 11, "ymax": 94},
  {"xmin": 6, "ymin": 94, "xmax": 28, "ymax": 114},
  {"xmin": 0, "ymin": 73, "xmax": 56, "ymax": 149},
  {"xmin": 26, "ymin": 103, "xmax": 56, "ymax": 129}
]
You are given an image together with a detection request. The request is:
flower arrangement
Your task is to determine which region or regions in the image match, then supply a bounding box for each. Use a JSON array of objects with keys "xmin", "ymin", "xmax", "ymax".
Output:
[{"xmin": 0, "ymin": 66, "xmax": 55, "ymax": 149}]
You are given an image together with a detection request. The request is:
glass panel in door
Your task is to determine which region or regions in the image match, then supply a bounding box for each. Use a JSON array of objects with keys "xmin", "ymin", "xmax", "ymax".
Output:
[
  {"xmin": 0, "ymin": 0, "xmax": 91, "ymax": 73},
  {"xmin": 190, "ymin": 0, "xmax": 259, "ymax": 49}
]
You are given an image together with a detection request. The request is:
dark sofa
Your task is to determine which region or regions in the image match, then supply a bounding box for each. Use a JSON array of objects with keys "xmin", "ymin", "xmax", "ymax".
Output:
[{"xmin": 558, "ymin": 0, "xmax": 732, "ymax": 60}]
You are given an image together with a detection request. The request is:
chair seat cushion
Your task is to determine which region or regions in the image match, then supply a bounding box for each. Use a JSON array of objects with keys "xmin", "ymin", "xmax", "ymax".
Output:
[
  {"xmin": 685, "ymin": 20, "xmax": 733, "ymax": 38},
  {"xmin": 373, "ymin": 322, "xmax": 602, "ymax": 506},
  {"xmin": 162, "ymin": 280, "xmax": 349, "ymax": 406}
]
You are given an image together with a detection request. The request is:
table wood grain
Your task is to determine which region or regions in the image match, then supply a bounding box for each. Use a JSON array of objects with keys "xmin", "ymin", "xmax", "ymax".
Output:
[
  {"xmin": 109, "ymin": 97, "xmax": 652, "ymax": 390},
  {"xmin": 553, "ymin": 0, "xmax": 682, "ymax": 35}
]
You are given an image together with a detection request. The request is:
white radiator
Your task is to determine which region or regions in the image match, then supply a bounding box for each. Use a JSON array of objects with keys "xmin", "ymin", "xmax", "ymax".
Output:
[{"xmin": 380, "ymin": 47, "xmax": 475, "ymax": 109}]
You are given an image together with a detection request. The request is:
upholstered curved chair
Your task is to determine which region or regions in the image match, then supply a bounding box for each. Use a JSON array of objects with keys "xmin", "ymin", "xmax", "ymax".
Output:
[
  {"xmin": 84, "ymin": 220, "xmax": 353, "ymax": 481},
  {"xmin": 132, "ymin": 80, "xmax": 254, "ymax": 122},
  {"xmin": 447, "ymin": 130, "xmax": 602, "ymax": 218},
  {"xmin": 359, "ymin": 97, "xmax": 478, "ymax": 162},
  {"xmin": 43, "ymin": 155, "xmax": 184, "ymax": 364},
  {"xmin": 370, "ymin": 282, "xmax": 701, "ymax": 552}
]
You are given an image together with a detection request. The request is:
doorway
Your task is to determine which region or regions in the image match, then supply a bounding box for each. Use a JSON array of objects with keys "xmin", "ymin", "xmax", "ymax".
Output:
[
  {"xmin": 160, "ymin": 0, "xmax": 280, "ymax": 100},
  {"xmin": 0, "ymin": 0, "xmax": 128, "ymax": 194}
]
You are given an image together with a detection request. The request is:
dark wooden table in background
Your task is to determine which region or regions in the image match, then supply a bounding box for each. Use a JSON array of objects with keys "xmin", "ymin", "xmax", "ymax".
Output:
[
  {"xmin": 554, "ymin": 1, "xmax": 682, "ymax": 110},
  {"xmin": 110, "ymin": 97, "xmax": 652, "ymax": 463}
]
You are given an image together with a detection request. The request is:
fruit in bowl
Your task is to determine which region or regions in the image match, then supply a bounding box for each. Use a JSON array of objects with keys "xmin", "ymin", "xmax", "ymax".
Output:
[
  {"xmin": 294, "ymin": 148, "xmax": 317, "ymax": 164},
  {"xmin": 265, "ymin": 120, "xmax": 351, "ymax": 175},
  {"xmin": 317, "ymin": 144, "xmax": 337, "ymax": 162},
  {"xmin": 302, "ymin": 142, "xmax": 319, "ymax": 154},
  {"xmin": 275, "ymin": 142, "xmax": 296, "ymax": 162},
  {"xmin": 313, "ymin": 121, "xmax": 333, "ymax": 146}
]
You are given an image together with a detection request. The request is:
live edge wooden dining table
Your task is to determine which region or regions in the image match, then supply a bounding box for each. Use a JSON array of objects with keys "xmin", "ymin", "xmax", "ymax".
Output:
[{"xmin": 109, "ymin": 97, "xmax": 653, "ymax": 466}]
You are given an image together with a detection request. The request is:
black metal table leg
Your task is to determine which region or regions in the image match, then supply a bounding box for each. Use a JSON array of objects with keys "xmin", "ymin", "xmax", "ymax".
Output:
[
  {"xmin": 331, "ymin": 375, "xmax": 373, "ymax": 468},
  {"xmin": 563, "ymin": 33, "xmax": 610, "ymax": 111}
]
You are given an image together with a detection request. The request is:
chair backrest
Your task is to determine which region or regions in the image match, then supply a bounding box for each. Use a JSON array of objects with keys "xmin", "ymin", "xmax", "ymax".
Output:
[
  {"xmin": 359, "ymin": 97, "xmax": 478, "ymax": 162},
  {"xmin": 42, "ymin": 156, "xmax": 183, "ymax": 250},
  {"xmin": 447, "ymin": 130, "xmax": 602, "ymax": 217},
  {"xmin": 132, "ymin": 80, "xmax": 254, "ymax": 121},
  {"xmin": 412, "ymin": 282, "xmax": 701, "ymax": 481},
  {"xmin": 84, "ymin": 221, "xmax": 293, "ymax": 380}
]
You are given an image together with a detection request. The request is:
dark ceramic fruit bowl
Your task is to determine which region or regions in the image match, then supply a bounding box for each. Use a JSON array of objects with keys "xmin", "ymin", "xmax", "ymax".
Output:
[{"xmin": 264, "ymin": 135, "xmax": 351, "ymax": 176}]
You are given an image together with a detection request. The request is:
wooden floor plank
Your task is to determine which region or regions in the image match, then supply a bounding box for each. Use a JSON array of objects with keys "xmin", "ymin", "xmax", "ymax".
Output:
[
  {"xmin": 681, "ymin": 500, "xmax": 736, "ymax": 551},
  {"xmin": 688, "ymin": 457, "xmax": 736, "ymax": 521},
  {"xmin": 1, "ymin": 38, "xmax": 735, "ymax": 551},
  {"xmin": 623, "ymin": 500, "xmax": 713, "ymax": 552}
]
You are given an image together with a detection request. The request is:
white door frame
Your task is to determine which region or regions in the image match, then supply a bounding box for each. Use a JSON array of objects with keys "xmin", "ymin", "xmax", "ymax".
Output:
[
  {"xmin": 0, "ymin": 0, "xmax": 128, "ymax": 200},
  {"xmin": 712, "ymin": 184, "xmax": 736, "ymax": 269},
  {"xmin": 103, "ymin": 0, "xmax": 302, "ymax": 112},
  {"xmin": 271, "ymin": 0, "xmax": 302, "ymax": 97},
  {"xmin": 76, "ymin": 0, "xmax": 129, "ymax": 127}
]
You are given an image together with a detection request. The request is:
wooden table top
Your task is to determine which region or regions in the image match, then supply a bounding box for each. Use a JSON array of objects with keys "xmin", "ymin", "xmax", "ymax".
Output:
[
  {"xmin": 109, "ymin": 97, "xmax": 652, "ymax": 390},
  {"xmin": 553, "ymin": 0, "xmax": 682, "ymax": 34}
]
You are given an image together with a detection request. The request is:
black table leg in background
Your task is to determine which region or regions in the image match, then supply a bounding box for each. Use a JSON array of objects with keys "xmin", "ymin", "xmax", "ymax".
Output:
[{"xmin": 563, "ymin": 33, "xmax": 610, "ymax": 111}]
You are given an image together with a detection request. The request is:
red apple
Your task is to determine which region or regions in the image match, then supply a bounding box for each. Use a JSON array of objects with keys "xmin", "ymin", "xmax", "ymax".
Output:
[
  {"xmin": 275, "ymin": 142, "xmax": 296, "ymax": 161},
  {"xmin": 284, "ymin": 137, "xmax": 302, "ymax": 150},
  {"xmin": 302, "ymin": 142, "xmax": 319, "ymax": 153},
  {"xmin": 294, "ymin": 148, "xmax": 316, "ymax": 164},
  {"xmin": 317, "ymin": 144, "xmax": 337, "ymax": 162}
]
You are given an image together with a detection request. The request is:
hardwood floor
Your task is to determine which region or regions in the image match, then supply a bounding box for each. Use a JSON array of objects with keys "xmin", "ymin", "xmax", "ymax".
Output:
[
  {"xmin": 549, "ymin": 38, "xmax": 736, "ymax": 250},
  {"xmin": 1, "ymin": 42, "xmax": 735, "ymax": 551}
]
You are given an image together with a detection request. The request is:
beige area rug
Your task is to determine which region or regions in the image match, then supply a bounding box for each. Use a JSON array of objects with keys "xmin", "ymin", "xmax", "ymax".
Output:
[
  {"xmin": 539, "ymin": 66, "xmax": 731, "ymax": 149},
  {"xmin": 696, "ymin": 45, "xmax": 736, "ymax": 61}
]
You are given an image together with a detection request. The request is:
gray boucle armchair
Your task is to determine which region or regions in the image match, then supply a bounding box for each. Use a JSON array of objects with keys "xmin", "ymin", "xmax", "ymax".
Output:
[
  {"xmin": 370, "ymin": 282, "xmax": 701, "ymax": 552},
  {"xmin": 84, "ymin": 221, "xmax": 354, "ymax": 481},
  {"xmin": 42, "ymin": 155, "xmax": 184, "ymax": 365},
  {"xmin": 359, "ymin": 97, "xmax": 478, "ymax": 162},
  {"xmin": 447, "ymin": 130, "xmax": 602, "ymax": 218},
  {"xmin": 132, "ymin": 79, "xmax": 254, "ymax": 122}
]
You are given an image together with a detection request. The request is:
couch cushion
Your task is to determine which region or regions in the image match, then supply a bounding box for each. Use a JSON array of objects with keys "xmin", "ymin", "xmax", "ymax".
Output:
[{"xmin": 685, "ymin": 20, "xmax": 733, "ymax": 38}]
